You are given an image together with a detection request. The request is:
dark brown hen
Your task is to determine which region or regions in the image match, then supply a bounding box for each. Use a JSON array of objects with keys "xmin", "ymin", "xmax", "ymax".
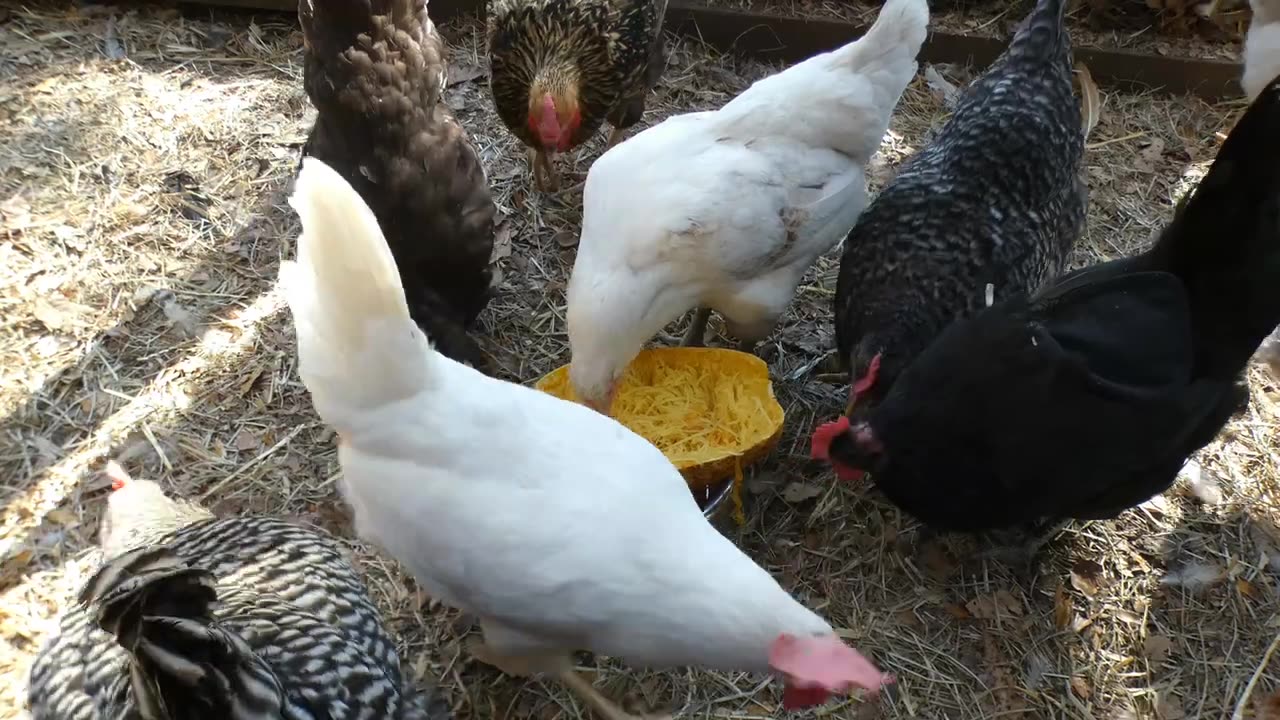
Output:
[
  {"xmin": 812, "ymin": 76, "xmax": 1280, "ymax": 549},
  {"xmin": 488, "ymin": 0, "xmax": 667, "ymax": 191},
  {"xmin": 300, "ymin": 0, "xmax": 496, "ymax": 371}
]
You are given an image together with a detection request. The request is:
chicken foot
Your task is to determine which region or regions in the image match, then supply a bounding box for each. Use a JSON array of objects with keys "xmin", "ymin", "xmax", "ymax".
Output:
[
  {"xmin": 469, "ymin": 639, "xmax": 668, "ymax": 720},
  {"xmin": 559, "ymin": 667, "xmax": 672, "ymax": 720}
]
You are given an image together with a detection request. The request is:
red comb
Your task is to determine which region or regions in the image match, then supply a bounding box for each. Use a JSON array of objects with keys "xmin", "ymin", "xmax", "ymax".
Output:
[
  {"xmin": 537, "ymin": 94, "xmax": 561, "ymax": 144},
  {"xmin": 105, "ymin": 461, "xmax": 130, "ymax": 491},
  {"xmin": 810, "ymin": 416, "xmax": 850, "ymax": 460},
  {"xmin": 853, "ymin": 352, "xmax": 882, "ymax": 395},
  {"xmin": 770, "ymin": 634, "xmax": 894, "ymax": 703}
]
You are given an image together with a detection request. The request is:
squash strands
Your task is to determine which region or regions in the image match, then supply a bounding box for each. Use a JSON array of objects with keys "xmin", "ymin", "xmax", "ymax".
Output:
[{"xmin": 536, "ymin": 347, "xmax": 785, "ymax": 492}]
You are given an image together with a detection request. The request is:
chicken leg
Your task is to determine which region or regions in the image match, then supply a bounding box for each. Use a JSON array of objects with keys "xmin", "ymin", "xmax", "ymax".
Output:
[
  {"xmin": 681, "ymin": 307, "xmax": 712, "ymax": 347},
  {"xmin": 529, "ymin": 147, "xmax": 561, "ymax": 192},
  {"xmin": 469, "ymin": 639, "xmax": 669, "ymax": 720},
  {"xmin": 559, "ymin": 667, "xmax": 672, "ymax": 720},
  {"xmin": 605, "ymin": 126, "xmax": 627, "ymax": 150}
]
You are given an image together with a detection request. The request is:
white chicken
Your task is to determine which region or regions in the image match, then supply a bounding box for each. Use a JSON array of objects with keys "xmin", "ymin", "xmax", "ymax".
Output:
[
  {"xmin": 279, "ymin": 158, "xmax": 893, "ymax": 720},
  {"xmin": 1244, "ymin": 0, "xmax": 1280, "ymax": 101},
  {"xmin": 565, "ymin": 0, "xmax": 929, "ymax": 412}
]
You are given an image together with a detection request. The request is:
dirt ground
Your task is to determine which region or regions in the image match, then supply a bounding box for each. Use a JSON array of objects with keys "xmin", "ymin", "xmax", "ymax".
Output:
[{"xmin": 2, "ymin": 2, "xmax": 1279, "ymax": 719}]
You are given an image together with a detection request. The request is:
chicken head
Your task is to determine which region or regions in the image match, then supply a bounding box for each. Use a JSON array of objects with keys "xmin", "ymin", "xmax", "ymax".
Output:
[
  {"xmin": 769, "ymin": 633, "xmax": 894, "ymax": 709},
  {"xmin": 810, "ymin": 416, "xmax": 884, "ymax": 482}
]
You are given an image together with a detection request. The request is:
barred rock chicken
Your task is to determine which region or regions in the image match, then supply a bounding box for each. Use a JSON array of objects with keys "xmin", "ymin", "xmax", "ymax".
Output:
[
  {"xmin": 27, "ymin": 462, "xmax": 444, "ymax": 720},
  {"xmin": 812, "ymin": 75, "xmax": 1280, "ymax": 544},
  {"xmin": 831, "ymin": 0, "xmax": 1096, "ymax": 418},
  {"xmin": 280, "ymin": 157, "xmax": 894, "ymax": 720},
  {"xmin": 300, "ymin": 0, "xmax": 496, "ymax": 370},
  {"xmin": 566, "ymin": 0, "xmax": 929, "ymax": 414},
  {"xmin": 488, "ymin": 0, "xmax": 668, "ymax": 191}
]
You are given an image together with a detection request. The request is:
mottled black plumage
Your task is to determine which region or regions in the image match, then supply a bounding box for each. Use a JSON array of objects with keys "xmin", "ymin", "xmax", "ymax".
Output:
[
  {"xmin": 833, "ymin": 0, "xmax": 1085, "ymax": 410},
  {"xmin": 300, "ymin": 0, "xmax": 496, "ymax": 371},
  {"xmin": 487, "ymin": 0, "xmax": 666, "ymax": 149},
  {"xmin": 821, "ymin": 75, "xmax": 1280, "ymax": 534},
  {"xmin": 28, "ymin": 476, "xmax": 447, "ymax": 720}
]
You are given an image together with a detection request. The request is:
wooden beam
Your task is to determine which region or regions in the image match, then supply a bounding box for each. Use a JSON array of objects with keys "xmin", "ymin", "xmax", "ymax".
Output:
[
  {"xmin": 664, "ymin": 0, "xmax": 1244, "ymax": 101},
  {"xmin": 180, "ymin": 0, "xmax": 1241, "ymax": 100},
  {"xmin": 181, "ymin": 0, "xmax": 483, "ymax": 22}
]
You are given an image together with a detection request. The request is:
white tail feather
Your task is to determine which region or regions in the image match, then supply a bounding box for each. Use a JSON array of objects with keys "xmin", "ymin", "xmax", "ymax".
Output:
[{"xmin": 279, "ymin": 157, "xmax": 435, "ymax": 431}]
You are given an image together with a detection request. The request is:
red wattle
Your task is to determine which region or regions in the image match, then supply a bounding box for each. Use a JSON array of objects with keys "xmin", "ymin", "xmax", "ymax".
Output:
[{"xmin": 810, "ymin": 416, "xmax": 851, "ymax": 460}]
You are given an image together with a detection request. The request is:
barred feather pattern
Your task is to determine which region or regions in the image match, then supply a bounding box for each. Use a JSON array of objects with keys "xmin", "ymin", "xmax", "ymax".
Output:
[
  {"xmin": 300, "ymin": 0, "xmax": 497, "ymax": 371},
  {"xmin": 487, "ymin": 0, "xmax": 666, "ymax": 150},
  {"xmin": 833, "ymin": 0, "xmax": 1085, "ymax": 408},
  {"xmin": 28, "ymin": 515, "xmax": 448, "ymax": 720}
]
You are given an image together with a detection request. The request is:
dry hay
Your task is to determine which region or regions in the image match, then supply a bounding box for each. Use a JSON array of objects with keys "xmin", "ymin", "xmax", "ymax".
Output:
[{"xmin": 1, "ymin": 2, "xmax": 1278, "ymax": 720}]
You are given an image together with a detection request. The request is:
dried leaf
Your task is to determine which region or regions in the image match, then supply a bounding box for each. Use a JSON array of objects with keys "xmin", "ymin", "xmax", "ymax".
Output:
[
  {"xmin": 1236, "ymin": 577, "xmax": 1259, "ymax": 599},
  {"xmin": 1135, "ymin": 138, "xmax": 1165, "ymax": 173},
  {"xmin": 234, "ymin": 431, "xmax": 260, "ymax": 451},
  {"xmin": 553, "ymin": 230, "xmax": 578, "ymax": 248},
  {"xmin": 994, "ymin": 589, "xmax": 1024, "ymax": 616},
  {"xmin": 446, "ymin": 64, "xmax": 485, "ymax": 87},
  {"xmin": 895, "ymin": 609, "xmax": 923, "ymax": 629},
  {"xmin": 31, "ymin": 297, "xmax": 69, "ymax": 330},
  {"xmin": 943, "ymin": 602, "xmax": 972, "ymax": 621},
  {"xmin": 781, "ymin": 481, "xmax": 822, "ymax": 503},
  {"xmin": 45, "ymin": 508, "xmax": 78, "ymax": 526},
  {"xmin": 1144, "ymin": 634, "xmax": 1174, "ymax": 663},
  {"xmin": 491, "ymin": 217, "xmax": 513, "ymax": 261},
  {"xmin": 1070, "ymin": 558, "xmax": 1105, "ymax": 598},
  {"xmin": 1156, "ymin": 691, "xmax": 1186, "ymax": 720},
  {"xmin": 1256, "ymin": 689, "xmax": 1280, "ymax": 720},
  {"xmin": 924, "ymin": 64, "xmax": 960, "ymax": 108},
  {"xmin": 920, "ymin": 540, "xmax": 956, "ymax": 581},
  {"xmin": 1053, "ymin": 585, "xmax": 1072, "ymax": 629},
  {"xmin": 1070, "ymin": 676, "xmax": 1093, "ymax": 700}
]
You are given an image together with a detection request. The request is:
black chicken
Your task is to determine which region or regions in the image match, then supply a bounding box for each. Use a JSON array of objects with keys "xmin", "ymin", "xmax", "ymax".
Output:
[
  {"xmin": 832, "ymin": 0, "xmax": 1092, "ymax": 416},
  {"xmin": 812, "ymin": 76, "xmax": 1280, "ymax": 543},
  {"xmin": 27, "ymin": 463, "xmax": 446, "ymax": 719},
  {"xmin": 299, "ymin": 0, "xmax": 497, "ymax": 371}
]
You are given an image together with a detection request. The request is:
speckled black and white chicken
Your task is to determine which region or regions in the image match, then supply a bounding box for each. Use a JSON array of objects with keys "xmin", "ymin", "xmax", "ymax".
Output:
[
  {"xmin": 26, "ymin": 462, "xmax": 446, "ymax": 720},
  {"xmin": 300, "ymin": 0, "xmax": 497, "ymax": 371},
  {"xmin": 829, "ymin": 0, "xmax": 1099, "ymax": 418}
]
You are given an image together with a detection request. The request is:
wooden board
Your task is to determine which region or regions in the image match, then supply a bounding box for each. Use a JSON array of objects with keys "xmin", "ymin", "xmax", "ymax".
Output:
[
  {"xmin": 665, "ymin": 1, "xmax": 1245, "ymax": 100},
  {"xmin": 181, "ymin": 0, "xmax": 1243, "ymax": 100},
  {"xmin": 184, "ymin": 0, "xmax": 482, "ymax": 21}
]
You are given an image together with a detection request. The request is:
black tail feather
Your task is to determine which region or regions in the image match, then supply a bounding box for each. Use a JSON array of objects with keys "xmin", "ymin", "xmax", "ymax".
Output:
[
  {"xmin": 82, "ymin": 547, "xmax": 285, "ymax": 719},
  {"xmin": 1148, "ymin": 75, "xmax": 1280, "ymax": 375}
]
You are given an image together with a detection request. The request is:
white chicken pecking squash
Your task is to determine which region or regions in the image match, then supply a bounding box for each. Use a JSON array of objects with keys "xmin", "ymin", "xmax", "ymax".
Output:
[
  {"xmin": 279, "ymin": 157, "xmax": 894, "ymax": 720},
  {"xmin": 564, "ymin": 0, "xmax": 929, "ymax": 413}
]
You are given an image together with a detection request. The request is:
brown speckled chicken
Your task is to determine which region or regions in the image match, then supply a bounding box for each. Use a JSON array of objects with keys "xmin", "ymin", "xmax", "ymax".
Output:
[
  {"xmin": 487, "ymin": 0, "xmax": 668, "ymax": 191},
  {"xmin": 27, "ymin": 462, "xmax": 446, "ymax": 720},
  {"xmin": 300, "ymin": 0, "xmax": 497, "ymax": 370}
]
